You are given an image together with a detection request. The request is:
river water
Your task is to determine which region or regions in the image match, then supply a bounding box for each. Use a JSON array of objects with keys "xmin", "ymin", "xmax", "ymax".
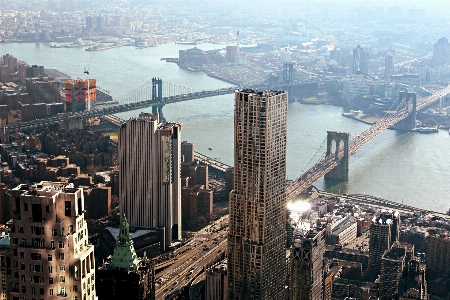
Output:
[{"xmin": 1, "ymin": 42, "xmax": 449, "ymax": 212}]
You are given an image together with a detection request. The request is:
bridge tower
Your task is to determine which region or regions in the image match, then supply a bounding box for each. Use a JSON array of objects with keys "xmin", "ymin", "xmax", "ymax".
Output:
[
  {"xmin": 151, "ymin": 77, "xmax": 163, "ymax": 102},
  {"xmin": 283, "ymin": 62, "xmax": 294, "ymax": 84},
  {"xmin": 395, "ymin": 91, "xmax": 417, "ymax": 130},
  {"xmin": 151, "ymin": 77, "xmax": 164, "ymax": 119},
  {"xmin": 324, "ymin": 131, "xmax": 350, "ymax": 181}
]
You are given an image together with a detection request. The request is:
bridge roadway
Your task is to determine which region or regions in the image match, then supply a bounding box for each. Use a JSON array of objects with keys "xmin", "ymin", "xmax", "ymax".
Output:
[
  {"xmin": 286, "ymin": 84, "xmax": 450, "ymax": 201},
  {"xmin": 193, "ymin": 152, "xmax": 231, "ymax": 173},
  {"xmin": 5, "ymin": 78, "xmax": 332, "ymax": 133},
  {"xmin": 155, "ymin": 216, "xmax": 228, "ymax": 300},
  {"xmin": 5, "ymin": 87, "xmax": 237, "ymax": 133}
]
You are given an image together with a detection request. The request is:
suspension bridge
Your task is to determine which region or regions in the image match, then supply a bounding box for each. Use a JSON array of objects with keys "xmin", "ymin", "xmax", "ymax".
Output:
[
  {"xmin": 5, "ymin": 77, "xmax": 450, "ymax": 198},
  {"xmin": 285, "ymin": 86, "xmax": 450, "ymax": 201},
  {"xmin": 5, "ymin": 76, "xmax": 330, "ymax": 132}
]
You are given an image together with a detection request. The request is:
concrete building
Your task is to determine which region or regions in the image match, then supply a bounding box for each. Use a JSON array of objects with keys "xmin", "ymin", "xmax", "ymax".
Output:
[
  {"xmin": 8, "ymin": 181, "xmax": 96, "ymax": 300},
  {"xmin": 398, "ymin": 259, "xmax": 427, "ymax": 300},
  {"xmin": 206, "ymin": 261, "xmax": 228, "ymax": 300},
  {"xmin": 181, "ymin": 185, "xmax": 213, "ymax": 229},
  {"xmin": 379, "ymin": 244, "xmax": 406, "ymax": 299},
  {"xmin": 119, "ymin": 113, "xmax": 182, "ymax": 247},
  {"xmin": 290, "ymin": 227, "xmax": 325, "ymax": 300},
  {"xmin": 181, "ymin": 141, "xmax": 194, "ymax": 163},
  {"xmin": 368, "ymin": 210, "xmax": 400, "ymax": 280},
  {"xmin": 328, "ymin": 221, "xmax": 357, "ymax": 246},
  {"xmin": 341, "ymin": 74, "xmax": 373, "ymax": 104},
  {"xmin": 96, "ymin": 214, "xmax": 155, "ymax": 300},
  {"xmin": 391, "ymin": 74, "xmax": 421, "ymax": 87},
  {"xmin": 432, "ymin": 37, "xmax": 450, "ymax": 66},
  {"xmin": 228, "ymin": 90, "xmax": 288, "ymax": 299},
  {"xmin": 353, "ymin": 45, "xmax": 370, "ymax": 75},
  {"xmin": 384, "ymin": 55, "xmax": 394, "ymax": 79},
  {"xmin": 426, "ymin": 229, "xmax": 450, "ymax": 278}
]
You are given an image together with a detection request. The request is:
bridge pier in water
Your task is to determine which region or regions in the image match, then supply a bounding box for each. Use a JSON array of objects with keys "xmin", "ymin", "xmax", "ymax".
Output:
[
  {"xmin": 324, "ymin": 131, "xmax": 350, "ymax": 181},
  {"xmin": 395, "ymin": 91, "xmax": 417, "ymax": 130},
  {"xmin": 152, "ymin": 104, "xmax": 165, "ymax": 120}
]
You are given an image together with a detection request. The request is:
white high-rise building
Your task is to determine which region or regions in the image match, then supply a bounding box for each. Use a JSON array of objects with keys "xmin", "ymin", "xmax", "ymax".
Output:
[
  {"xmin": 8, "ymin": 182, "xmax": 96, "ymax": 300},
  {"xmin": 119, "ymin": 113, "xmax": 182, "ymax": 247}
]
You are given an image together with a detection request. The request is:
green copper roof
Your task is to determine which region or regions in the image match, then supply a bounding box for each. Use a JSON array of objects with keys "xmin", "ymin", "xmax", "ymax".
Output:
[{"xmin": 110, "ymin": 213, "xmax": 140, "ymax": 271}]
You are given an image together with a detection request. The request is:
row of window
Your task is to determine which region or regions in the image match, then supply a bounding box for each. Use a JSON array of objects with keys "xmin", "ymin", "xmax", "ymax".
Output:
[{"xmin": 11, "ymin": 239, "xmax": 65, "ymax": 249}]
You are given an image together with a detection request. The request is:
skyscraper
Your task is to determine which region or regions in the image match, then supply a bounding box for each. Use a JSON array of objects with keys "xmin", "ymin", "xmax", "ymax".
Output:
[
  {"xmin": 290, "ymin": 227, "xmax": 325, "ymax": 300},
  {"xmin": 228, "ymin": 89, "xmax": 288, "ymax": 299},
  {"xmin": 353, "ymin": 45, "xmax": 370, "ymax": 75},
  {"xmin": 368, "ymin": 210, "xmax": 400, "ymax": 280},
  {"xmin": 432, "ymin": 37, "xmax": 450, "ymax": 66},
  {"xmin": 8, "ymin": 182, "xmax": 96, "ymax": 300},
  {"xmin": 119, "ymin": 113, "xmax": 182, "ymax": 247}
]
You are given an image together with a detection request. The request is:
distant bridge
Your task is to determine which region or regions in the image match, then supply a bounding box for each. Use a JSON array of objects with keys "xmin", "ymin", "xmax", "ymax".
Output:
[
  {"xmin": 5, "ymin": 77, "xmax": 332, "ymax": 133},
  {"xmin": 285, "ymin": 85, "xmax": 450, "ymax": 201}
]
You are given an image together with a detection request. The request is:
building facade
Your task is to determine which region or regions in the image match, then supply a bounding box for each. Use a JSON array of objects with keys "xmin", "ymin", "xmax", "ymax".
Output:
[
  {"xmin": 228, "ymin": 90, "xmax": 288, "ymax": 299},
  {"xmin": 119, "ymin": 113, "xmax": 182, "ymax": 247},
  {"xmin": 8, "ymin": 182, "xmax": 96, "ymax": 300},
  {"xmin": 96, "ymin": 214, "xmax": 155, "ymax": 300},
  {"xmin": 432, "ymin": 37, "xmax": 450, "ymax": 66},
  {"xmin": 290, "ymin": 228, "xmax": 325, "ymax": 300},
  {"xmin": 206, "ymin": 261, "xmax": 228, "ymax": 300},
  {"xmin": 368, "ymin": 210, "xmax": 400, "ymax": 280}
]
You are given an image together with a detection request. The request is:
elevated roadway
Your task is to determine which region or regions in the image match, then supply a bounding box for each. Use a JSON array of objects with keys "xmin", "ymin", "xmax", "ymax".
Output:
[{"xmin": 155, "ymin": 216, "xmax": 228, "ymax": 299}]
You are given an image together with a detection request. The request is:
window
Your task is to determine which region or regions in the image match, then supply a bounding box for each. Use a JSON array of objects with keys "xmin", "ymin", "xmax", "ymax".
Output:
[
  {"xmin": 73, "ymin": 285, "xmax": 78, "ymax": 292},
  {"xmin": 18, "ymin": 227, "xmax": 23, "ymax": 233},
  {"xmin": 14, "ymin": 260, "xmax": 18, "ymax": 267},
  {"xmin": 59, "ymin": 265, "xmax": 65, "ymax": 271},
  {"xmin": 65, "ymin": 201, "xmax": 72, "ymax": 217},
  {"xmin": 58, "ymin": 253, "xmax": 64, "ymax": 260},
  {"xmin": 59, "ymin": 276, "xmax": 65, "ymax": 283},
  {"xmin": 59, "ymin": 241, "xmax": 64, "ymax": 249},
  {"xmin": 21, "ymin": 239, "xmax": 26, "ymax": 247},
  {"xmin": 21, "ymin": 275, "xmax": 25, "ymax": 282},
  {"xmin": 20, "ymin": 264, "xmax": 25, "ymax": 271},
  {"xmin": 68, "ymin": 225, "xmax": 73, "ymax": 234},
  {"xmin": 48, "ymin": 266, "xmax": 52, "ymax": 273},
  {"xmin": 40, "ymin": 288, "xmax": 44, "ymax": 295},
  {"xmin": 20, "ymin": 252, "xmax": 24, "ymax": 259},
  {"xmin": 49, "ymin": 278, "xmax": 53, "ymax": 284},
  {"xmin": 51, "ymin": 241, "xmax": 54, "ymax": 249},
  {"xmin": 48, "ymin": 254, "xmax": 52, "ymax": 262},
  {"xmin": 60, "ymin": 286, "xmax": 67, "ymax": 296},
  {"xmin": 49, "ymin": 289, "xmax": 53, "ymax": 296},
  {"xmin": 22, "ymin": 286, "xmax": 26, "ymax": 293},
  {"xmin": 31, "ymin": 287, "xmax": 36, "ymax": 294},
  {"xmin": 12, "ymin": 238, "xmax": 18, "ymax": 245},
  {"xmin": 52, "ymin": 229, "xmax": 58, "ymax": 236},
  {"xmin": 31, "ymin": 253, "xmax": 41, "ymax": 261}
]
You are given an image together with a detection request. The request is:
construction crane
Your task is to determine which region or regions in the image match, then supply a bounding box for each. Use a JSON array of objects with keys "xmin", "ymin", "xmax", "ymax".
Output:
[{"xmin": 84, "ymin": 52, "xmax": 94, "ymax": 111}]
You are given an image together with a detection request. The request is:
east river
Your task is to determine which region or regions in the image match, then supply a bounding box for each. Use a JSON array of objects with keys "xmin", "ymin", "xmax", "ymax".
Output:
[{"xmin": 1, "ymin": 42, "xmax": 449, "ymax": 212}]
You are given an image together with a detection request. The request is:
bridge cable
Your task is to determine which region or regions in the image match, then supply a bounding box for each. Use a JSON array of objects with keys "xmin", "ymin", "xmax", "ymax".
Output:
[{"xmin": 300, "ymin": 137, "xmax": 327, "ymax": 173}]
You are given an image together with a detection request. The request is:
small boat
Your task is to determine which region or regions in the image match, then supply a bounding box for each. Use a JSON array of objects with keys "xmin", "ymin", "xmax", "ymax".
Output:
[
  {"xmin": 208, "ymin": 148, "xmax": 212, "ymax": 150},
  {"xmin": 415, "ymin": 127, "xmax": 438, "ymax": 133}
]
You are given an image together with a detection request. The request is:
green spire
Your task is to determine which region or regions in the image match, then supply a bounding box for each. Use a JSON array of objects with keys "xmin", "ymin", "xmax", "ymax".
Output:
[{"xmin": 110, "ymin": 213, "xmax": 140, "ymax": 271}]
